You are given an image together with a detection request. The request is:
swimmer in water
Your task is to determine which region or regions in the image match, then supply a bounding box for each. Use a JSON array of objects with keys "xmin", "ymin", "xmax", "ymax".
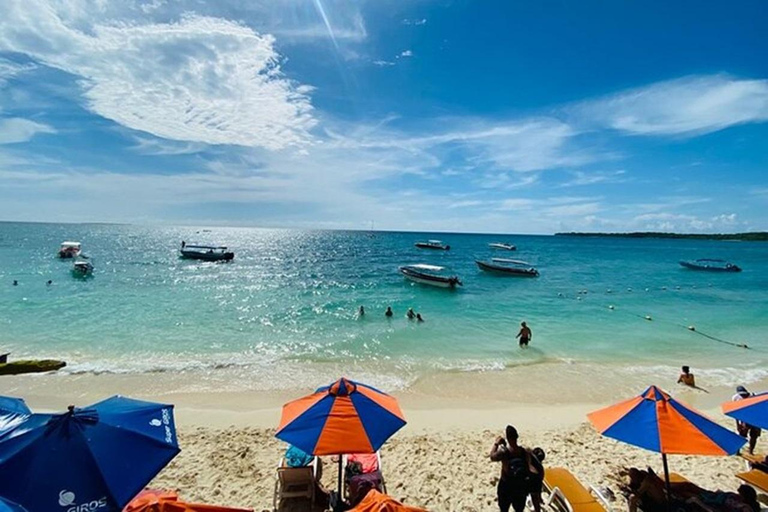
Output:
[
  {"xmin": 385, "ymin": 306, "xmax": 393, "ymax": 318},
  {"xmin": 358, "ymin": 305, "xmax": 365, "ymax": 317},
  {"xmin": 677, "ymin": 366, "xmax": 695, "ymax": 387},
  {"xmin": 12, "ymin": 280, "xmax": 18, "ymax": 286},
  {"xmin": 416, "ymin": 313, "xmax": 424, "ymax": 322},
  {"xmin": 516, "ymin": 321, "xmax": 531, "ymax": 348},
  {"xmin": 406, "ymin": 308, "xmax": 415, "ymax": 320}
]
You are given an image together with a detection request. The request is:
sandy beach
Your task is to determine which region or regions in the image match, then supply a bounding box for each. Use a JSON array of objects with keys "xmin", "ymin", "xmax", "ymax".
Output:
[{"xmin": 4, "ymin": 370, "xmax": 766, "ymax": 511}]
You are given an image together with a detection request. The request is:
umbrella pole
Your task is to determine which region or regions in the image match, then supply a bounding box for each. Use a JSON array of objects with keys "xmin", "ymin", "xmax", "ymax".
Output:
[
  {"xmin": 662, "ymin": 453, "xmax": 672, "ymax": 512},
  {"xmin": 337, "ymin": 457, "xmax": 343, "ymax": 501}
]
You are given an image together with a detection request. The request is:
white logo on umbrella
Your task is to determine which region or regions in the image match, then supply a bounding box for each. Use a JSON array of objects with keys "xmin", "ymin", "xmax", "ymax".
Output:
[
  {"xmin": 149, "ymin": 419, "xmax": 162, "ymax": 427},
  {"xmin": 59, "ymin": 490, "xmax": 76, "ymax": 507}
]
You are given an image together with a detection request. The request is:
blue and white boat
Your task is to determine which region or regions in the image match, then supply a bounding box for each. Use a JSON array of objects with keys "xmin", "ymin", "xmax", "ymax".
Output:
[
  {"xmin": 399, "ymin": 264, "xmax": 462, "ymax": 288},
  {"xmin": 679, "ymin": 259, "xmax": 741, "ymax": 272}
]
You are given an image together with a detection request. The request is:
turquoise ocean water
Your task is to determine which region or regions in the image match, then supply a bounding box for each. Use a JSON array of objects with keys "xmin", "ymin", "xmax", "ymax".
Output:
[{"xmin": 1, "ymin": 222, "xmax": 766, "ymax": 392}]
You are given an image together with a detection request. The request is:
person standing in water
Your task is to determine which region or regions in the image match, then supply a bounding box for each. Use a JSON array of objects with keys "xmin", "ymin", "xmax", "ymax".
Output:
[
  {"xmin": 516, "ymin": 322, "xmax": 531, "ymax": 348},
  {"xmin": 406, "ymin": 308, "xmax": 416, "ymax": 320},
  {"xmin": 677, "ymin": 366, "xmax": 695, "ymax": 387},
  {"xmin": 358, "ymin": 306, "xmax": 365, "ymax": 317},
  {"xmin": 385, "ymin": 306, "xmax": 393, "ymax": 318}
]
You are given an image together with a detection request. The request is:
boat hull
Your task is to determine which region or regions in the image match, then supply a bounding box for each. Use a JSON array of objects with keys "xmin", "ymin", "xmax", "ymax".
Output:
[
  {"xmin": 414, "ymin": 243, "xmax": 450, "ymax": 251},
  {"xmin": 180, "ymin": 250, "xmax": 235, "ymax": 261},
  {"xmin": 489, "ymin": 244, "xmax": 516, "ymax": 251},
  {"xmin": 399, "ymin": 267, "xmax": 460, "ymax": 288},
  {"xmin": 476, "ymin": 260, "xmax": 539, "ymax": 277},
  {"xmin": 679, "ymin": 261, "xmax": 741, "ymax": 272}
]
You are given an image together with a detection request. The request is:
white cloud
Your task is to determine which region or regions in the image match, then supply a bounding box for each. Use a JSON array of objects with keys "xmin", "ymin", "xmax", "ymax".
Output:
[
  {"xmin": 373, "ymin": 60, "xmax": 395, "ymax": 67},
  {"xmin": 575, "ymin": 75, "xmax": 768, "ymax": 136},
  {"xmin": 0, "ymin": 58, "xmax": 36, "ymax": 86},
  {"xmin": 402, "ymin": 19, "xmax": 427, "ymax": 26},
  {"xmin": 0, "ymin": 118, "xmax": 56, "ymax": 144},
  {"xmin": 398, "ymin": 50, "xmax": 413, "ymax": 58},
  {"xmin": 631, "ymin": 212, "xmax": 744, "ymax": 232},
  {"xmin": 0, "ymin": 2, "xmax": 316, "ymax": 149},
  {"xmin": 559, "ymin": 170, "xmax": 626, "ymax": 187}
]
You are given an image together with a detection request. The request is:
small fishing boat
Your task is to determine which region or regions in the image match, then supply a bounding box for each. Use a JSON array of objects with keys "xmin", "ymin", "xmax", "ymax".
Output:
[
  {"xmin": 489, "ymin": 242, "xmax": 516, "ymax": 251},
  {"xmin": 179, "ymin": 242, "xmax": 234, "ymax": 261},
  {"xmin": 399, "ymin": 264, "xmax": 462, "ymax": 288},
  {"xmin": 72, "ymin": 259, "xmax": 94, "ymax": 277},
  {"xmin": 58, "ymin": 241, "xmax": 81, "ymax": 259},
  {"xmin": 414, "ymin": 240, "xmax": 450, "ymax": 251},
  {"xmin": 476, "ymin": 258, "xmax": 539, "ymax": 277},
  {"xmin": 679, "ymin": 259, "xmax": 741, "ymax": 272}
]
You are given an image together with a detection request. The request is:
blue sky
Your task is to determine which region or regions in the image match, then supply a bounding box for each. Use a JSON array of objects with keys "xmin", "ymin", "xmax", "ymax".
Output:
[{"xmin": 0, "ymin": 0, "xmax": 766, "ymax": 233}]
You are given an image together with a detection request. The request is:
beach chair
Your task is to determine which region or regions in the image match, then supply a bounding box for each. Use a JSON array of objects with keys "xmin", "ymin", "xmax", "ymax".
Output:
[
  {"xmin": 0, "ymin": 353, "xmax": 9, "ymax": 364},
  {"xmin": 736, "ymin": 469, "xmax": 768, "ymax": 493},
  {"xmin": 541, "ymin": 467, "xmax": 613, "ymax": 512},
  {"xmin": 342, "ymin": 452, "xmax": 387, "ymax": 502},
  {"xmin": 273, "ymin": 456, "xmax": 319, "ymax": 512},
  {"xmin": 739, "ymin": 452, "xmax": 766, "ymax": 470}
]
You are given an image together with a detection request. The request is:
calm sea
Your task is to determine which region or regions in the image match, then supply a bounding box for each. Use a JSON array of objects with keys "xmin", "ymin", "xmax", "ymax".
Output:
[{"xmin": 1, "ymin": 222, "xmax": 766, "ymax": 392}]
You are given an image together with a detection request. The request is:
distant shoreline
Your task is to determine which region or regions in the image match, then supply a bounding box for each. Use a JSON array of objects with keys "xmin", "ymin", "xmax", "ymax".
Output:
[{"xmin": 555, "ymin": 231, "xmax": 768, "ymax": 241}]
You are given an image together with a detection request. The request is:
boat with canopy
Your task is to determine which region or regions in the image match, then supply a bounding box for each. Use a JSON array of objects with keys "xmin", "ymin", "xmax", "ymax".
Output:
[
  {"xmin": 399, "ymin": 264, "xmax": 462, "ymax": 288},
  {"xmin": 475, "ymin": 258, "xmax": 539, "ymax": 277}
]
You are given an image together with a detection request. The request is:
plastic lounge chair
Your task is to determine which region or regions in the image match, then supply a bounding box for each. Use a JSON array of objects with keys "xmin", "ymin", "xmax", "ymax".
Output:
[
  {"xmin": 273, "ymin": 456, "xmax": 318, "ymax": 512},
  {"xmin": 736, "ymin": 469, "xmax": 768, "ymax": 493},
  {"xmin": 739, "ymin": 452, "xmax": 766, "ymax": 470},
  {"xmin": 342, "ymin": 451, "xmax": 387, "ymax": 502},
  {"xmin": 541, "ymin": 467, "xmax": 613, "ymax": 512},
  {"xmin": 668, "ymin": 473, "xmax": 689, "ymax": 484}
]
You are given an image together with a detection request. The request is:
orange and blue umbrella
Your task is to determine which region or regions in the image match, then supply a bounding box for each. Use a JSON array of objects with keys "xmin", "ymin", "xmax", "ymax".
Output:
[
  {"xmin": 722, "ymin": 392, "xmax": 768, "ymax": 429},
  {"xmin": 276, "ymin": 377, "xmax": 406, "ymax": 456},
  {"xmin": 276, "ymin": 377, "xmax": 406, "ymax": 493},
  {"xmin": 588, "ymin": 386, "xmax": 745, "ymax": 508}
]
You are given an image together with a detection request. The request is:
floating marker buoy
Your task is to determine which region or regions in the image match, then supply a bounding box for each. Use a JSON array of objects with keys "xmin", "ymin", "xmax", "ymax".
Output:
[
  {"xmin": 606, "ymin": 289, "xmax": 612, "ymax": 293},
  {"xmin": 676, "ymin": 286, "xmax": 681, "ymax": 290},
  {"xmin": 645, "ymin": 315, "xmax": 652, "ymax": 321},
  {"xmin": 577, "ymin": 297, "xmax": 582, "ymax": 301},
  {"xmin": 609, "ymin": 305, "xmax": 615, "ymax": 310},
  {"xmin": 558, "ymin": 292, "xmax": 563, "ymax": 297},
  {"xmin": 688, "ymin": 325, "xmax": 696, "ymax": 331},
  {"xmin": 661, "ymin": 286, "xmax": 667, "ymax": 291},
  {"xmin": 627, "ymin": 287, "xmax": 633, "ymax": 292},
  {"xmin": 645, "ymin": 288, "xmax": 649, "ymax": 292}
]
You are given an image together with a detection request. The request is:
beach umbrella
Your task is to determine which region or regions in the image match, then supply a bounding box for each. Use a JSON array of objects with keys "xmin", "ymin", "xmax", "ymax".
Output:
[
  {"xmin": 0, "ymin": 497, "xmax": 27, "ymax": 512},
  {"xmin": 0, "ymin": 395, "xmax": 180, "ymax": 512},
  {"xmin": 124, "ymin": 489, "xmax": 253, "ymax": 512},
  {"xmin": 276, "ymin": 377, "xmax": 406, "ymax": 491},
  {"xmin": 0, "ymin": 397, "xmax": 30, "ymax": 437},
  {"xmin": 588, "ymin": 385, "xmax": 745, "ymax": 508},
  {"xmin": 722, "ymin": 392, "xmax": 768, "ymax": 429}
]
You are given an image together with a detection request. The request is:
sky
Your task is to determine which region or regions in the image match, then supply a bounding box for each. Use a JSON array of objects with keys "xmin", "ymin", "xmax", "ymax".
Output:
[{"xmin": 0, "ymin": 0, "xmax": 766, "ymax": 234}]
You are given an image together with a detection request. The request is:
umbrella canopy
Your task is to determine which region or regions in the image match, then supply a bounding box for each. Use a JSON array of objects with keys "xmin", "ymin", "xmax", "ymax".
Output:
[
  {"xmin": 124, "ymin": 489, "xmax": 252, "ymax": 512},
  {"xmin": 0, "ymin": 395, "xmax": 180, "ymax": 512},
  {"xmin": 276, "ymin": 377, "xmax": 406, "ymax": 455},
  {"xmin": 722, "ymin": 392, "xmax": 768, "ymax": 429},
  {"xmin": 0, "ymin": 397, "xmax": 30, "ymax": 437},
  {"xmin": 349, "ymin": 490, "xmax": 426, "ymax": 512},
  {"xmin": 0, "ymin": 497, "xmax": 27, "ymax": 512},
  {"xmin": 588, "ymin": 385, "xmax": 745, "ymax": 455}
]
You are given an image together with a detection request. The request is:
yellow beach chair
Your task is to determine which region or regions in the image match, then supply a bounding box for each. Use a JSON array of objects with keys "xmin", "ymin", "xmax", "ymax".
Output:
[
  {"xmin": 736, "ymin": 469, "xmax": 768, "ymax": 493},
  {"xmin": 273, "ymin": 456, "xmax": 319, "ymax": 512},
  {"xmin": 542, "ymin": 467, "xmax": 613, "ymax": 512}
]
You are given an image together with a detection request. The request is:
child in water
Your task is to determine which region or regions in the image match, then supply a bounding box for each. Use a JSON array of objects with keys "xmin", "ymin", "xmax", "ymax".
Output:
[{"xmin": 677, "ymin": 366, "xmax": 695, "ymax": 387}]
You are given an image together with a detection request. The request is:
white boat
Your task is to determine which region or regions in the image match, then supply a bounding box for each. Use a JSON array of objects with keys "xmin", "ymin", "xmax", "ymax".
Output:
[
  {"xmin": 476, "ymin": 258, "xmax": 539, "ymax": 277},
  {"xmin": 72, "ymin": 259, "xmax": 93, "ymax": 277},
  {"xmin": 489, "ymin": 242, "xmax": 516, "ymax": 251},
  {"xmin": 415, "ymin": 240, "xmax": 450, "ymax": 250},
  {"xmin": 58, "ymin": 241, "xmax": 81, "ymax": 259},
  {"xmin": 399, "ymin": 264, "xmax": 462, "ymax": 288}
]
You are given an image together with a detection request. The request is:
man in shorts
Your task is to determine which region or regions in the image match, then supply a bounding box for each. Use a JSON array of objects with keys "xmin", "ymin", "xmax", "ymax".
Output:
[
  {"xmin": 516, "ymin": 322, "xmax": 532, "ymax": 348},
  {"xmin": 489, "ymin": 425, "xmax": 544, "ymax": 512}
]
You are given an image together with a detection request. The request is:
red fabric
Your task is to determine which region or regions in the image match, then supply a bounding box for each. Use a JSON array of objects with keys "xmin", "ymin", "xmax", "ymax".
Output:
[{"xmin": 348, "ymin": 453, "xmax": 379, "ymax": 474}]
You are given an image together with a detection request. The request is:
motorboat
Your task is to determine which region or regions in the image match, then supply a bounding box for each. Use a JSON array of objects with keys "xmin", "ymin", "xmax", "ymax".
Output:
[
  {"xmin": 488, "ymin": 242, "xmax": 516, "ymax": 251},
  {"xmin": 679, "ymin": 259, "xmax": 741, "ymax": 272},
  {"xmin": 399, "ymin": 264, "xmax": 462, "ymax": 288},
  {"xmin": 72, "ymin": 259, "xmax": 93, "ymax": 277},
  {"xmin": 476, "ymin": 258, "xmax": 539, "ymax": 277},
  {"xmin": 58, "ymin": 241, "xmax": 81, "ymax": 259},
  {"xmin": 414, "ymin": 240, "xmax": 450, "ymax": 250},
  {"xmin": 179, "ymin": 242, "xmax": 234, "ymax": 262}
]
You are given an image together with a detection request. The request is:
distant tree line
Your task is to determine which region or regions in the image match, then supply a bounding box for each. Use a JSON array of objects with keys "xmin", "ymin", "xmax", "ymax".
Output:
[{"xmin": 554, "ymin": 232, "xmax": 768, "ymax": 241}]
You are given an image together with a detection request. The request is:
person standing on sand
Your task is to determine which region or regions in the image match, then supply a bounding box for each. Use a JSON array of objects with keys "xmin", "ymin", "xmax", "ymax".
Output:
[
  {"xmin": 489, "ymin": 425, "xmax": 543, "ymax": 512},
  {"xmin": 516, "ymin": 322, "xmax": 531, "ymax": 348},
  {"xmin": 733, "ymin": 385, "xmax": 762, "ymax": 455},
  {"xmin": 677, "ymin": 366, "xmax": 695, "ymax": 387}
]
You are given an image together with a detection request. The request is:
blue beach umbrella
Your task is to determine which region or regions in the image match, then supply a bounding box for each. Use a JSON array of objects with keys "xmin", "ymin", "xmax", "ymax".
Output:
[
  {"xmin": 0, "ymin": 396, "xmax": 30, "ymax": 437},
  {"xmin": 0, "ymin": 395, "xmax": 180, "ymax": 512},
  {"xmin": 0, "ymin": 496, "xmax": 27, "ymax": 512}
]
